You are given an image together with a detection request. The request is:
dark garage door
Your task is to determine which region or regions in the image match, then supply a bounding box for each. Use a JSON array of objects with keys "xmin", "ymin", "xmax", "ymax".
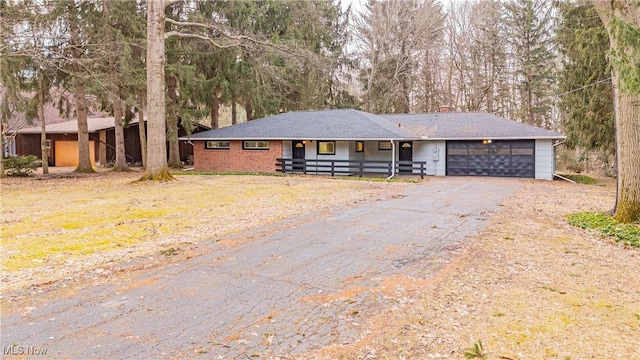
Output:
[{"xmin": 446, "ymin": 140, "xmax": 535, "ymax": 178}]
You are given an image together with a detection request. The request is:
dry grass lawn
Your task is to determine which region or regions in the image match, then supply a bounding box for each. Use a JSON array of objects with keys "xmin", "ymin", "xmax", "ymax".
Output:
[{"xmin": 1, "ymin": 171, "xmax": 406, "ymax": 293}]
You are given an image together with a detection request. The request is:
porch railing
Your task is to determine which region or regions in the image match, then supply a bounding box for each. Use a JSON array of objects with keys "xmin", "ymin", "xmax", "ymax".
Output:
[{"xmin": 275, "ymin": 158, "xmax": 428, "ymax": 179}]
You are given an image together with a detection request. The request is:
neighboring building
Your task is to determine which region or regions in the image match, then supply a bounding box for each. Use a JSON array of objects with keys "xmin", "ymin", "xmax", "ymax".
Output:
[
  {"xmin": 181, "ymin": 109, "xmax": 565, "ymax": 180},
  {"xmin": 12, "ymin": 118, "xmax": 208, "ymax": 167}
]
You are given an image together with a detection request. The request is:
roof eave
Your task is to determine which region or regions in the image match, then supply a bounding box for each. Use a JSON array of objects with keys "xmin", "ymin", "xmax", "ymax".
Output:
[
  {"xmin": 182, "ymin": 135, "xmax": 565, "ymax": 141},
  {"xmin": 179, "ymin": 136, "xmax": 418, "ymax": 141},
  {"xmin": 420, "ymin": 135, "xmax": 566, "ymax": 141}
]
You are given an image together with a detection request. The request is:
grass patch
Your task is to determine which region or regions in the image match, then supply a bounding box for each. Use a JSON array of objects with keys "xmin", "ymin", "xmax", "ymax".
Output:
[
  {"xmin": 1, "ymin": 173, "xmax": 407, "ymax": 287},
  {"xmin": 567, "ymin": 212, "xmax": 640, "ymax": 248},
  {"xmin": 159, "ymin": 247, "xmax": 179, "ymax": 256},
  {"xmin": 327, "ymin": 176, "xmax": 421, "ymax": 183},
  {"xmin": 175, "ymin": 170, "xmax": 420, "ymax": 183},
  {"xmin": 558, "ymin": 173, "xmax": 597, "ymax": 184},
  {"xmin": 463, "ymin": 340, "xmax": 486, "ymax": 359},
  {"xmin": 3, "ymin": 225, "xmax": 148, "ymax": 271},
  {"xmin": 173, "ymin": 170, "xmax": 285, "ymax": 177}
]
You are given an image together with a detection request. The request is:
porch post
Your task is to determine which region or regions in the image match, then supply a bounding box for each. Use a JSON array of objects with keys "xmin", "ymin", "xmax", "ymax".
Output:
[{"xmin": 389, "ymin": 140, "xmax": 396, "ymax": 178}]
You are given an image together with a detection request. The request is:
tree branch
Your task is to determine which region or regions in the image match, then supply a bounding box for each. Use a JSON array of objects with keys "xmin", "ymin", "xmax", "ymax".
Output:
[
  {"xmin": 164, "ymin": 0, "xmax": 183, "ymax": 8},
  {"xmin": 165, "ymin": 18, "xmax": 213, "ymax": 30},
  {"xmin": 163, "ymin": 17, "xmax": 314, "ymax": 63},
  {"xmin": 164, "ymin": 31, "xmax": 240, "ymax": 49}
]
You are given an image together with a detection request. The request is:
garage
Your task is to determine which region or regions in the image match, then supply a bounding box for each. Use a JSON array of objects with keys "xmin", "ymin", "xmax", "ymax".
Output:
[
  {"xmin": 446, "ymin": 140, "xmax": 535, "ymax": 178},
  {"xmin": 54, "ymin": 141, "xmax": 96, "ymax": 167}
]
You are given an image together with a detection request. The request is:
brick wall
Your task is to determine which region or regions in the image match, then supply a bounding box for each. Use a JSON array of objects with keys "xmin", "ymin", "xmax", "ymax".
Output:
[{"xmin": 194, "ymin": 140, "xmax": 282, "ymax": 173}]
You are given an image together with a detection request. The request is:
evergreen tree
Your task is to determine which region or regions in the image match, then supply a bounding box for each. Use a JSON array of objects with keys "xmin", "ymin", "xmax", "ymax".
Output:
[
  {"xmin": 556, "ymin": 1, "xmax": 614, "ymax": 160},
  {"xmin": 1, "ymin": 0, "xmax": 62, "ymax": 176},
  {"xmin": 504, "ymin": 0, "xmax": 556, "ymax": 128},
  {"xmin": 90, "ymin": 0, "xmax": 146, "ymax": 171}
]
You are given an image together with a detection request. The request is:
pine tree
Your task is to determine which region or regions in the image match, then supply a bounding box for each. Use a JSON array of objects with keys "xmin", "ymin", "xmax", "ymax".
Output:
[
  {"xmin": 556, "ymin": 1, "xmax": 614, "ymax": 161},
  {"xmin": 1, "ymin": 0, "xmax": 60, "ymax": 176},
  {"xmin": 504, "ymin": 0, "xmax": 556, "ymax": 128}
]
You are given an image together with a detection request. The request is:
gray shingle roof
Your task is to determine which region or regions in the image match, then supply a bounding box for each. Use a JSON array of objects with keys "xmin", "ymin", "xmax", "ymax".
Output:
[
  {"xmin": 184, "ymin": 109, "xmax": 416, "ymax": 140},
  {"xmin": 384, "ymin": 112, "xmax": 565, "ymax": 140},
  {"xmin": 181, "ymin": 109, "xmax": 565, "ymax": 141}
]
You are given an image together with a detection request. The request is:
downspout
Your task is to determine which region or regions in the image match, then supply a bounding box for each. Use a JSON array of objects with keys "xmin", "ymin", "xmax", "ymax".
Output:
[{"xmin": 387, "ymin": 140, "xmax": 396, "ymax": 180}]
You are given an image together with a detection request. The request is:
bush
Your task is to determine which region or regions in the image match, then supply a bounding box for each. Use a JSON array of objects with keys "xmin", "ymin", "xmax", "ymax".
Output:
[
  {"xmin": 2, "ymin": 155, "xmax": 41, "ymax": 177},
  {"xmin": 561, "ymin": 173, "xmax": 597, "ymax": 184},
  {"xmin": 567, "ymin": 212, "xmax": 640, "ymax": 248}
]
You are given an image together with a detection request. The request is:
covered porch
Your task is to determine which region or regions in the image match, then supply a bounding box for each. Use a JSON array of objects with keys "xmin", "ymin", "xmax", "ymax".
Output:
[
  {"xmin": 275, "ymin": 158, "xmax": 428, "ymax": 178},
  {"xmin": 277, "ymin": 139, "xmax": 439, "ymax": 178}
]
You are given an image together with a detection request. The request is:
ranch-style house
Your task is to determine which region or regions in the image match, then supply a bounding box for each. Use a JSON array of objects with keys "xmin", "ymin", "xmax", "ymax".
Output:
[{"xmin": 180, "ymin": 108, "xmax": 565, "ymax": 180}]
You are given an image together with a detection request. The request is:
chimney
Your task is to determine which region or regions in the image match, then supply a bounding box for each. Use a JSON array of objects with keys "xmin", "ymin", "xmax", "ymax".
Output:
[{"xmin": 439, "ymin": 105, "xmax": 454, "ymax": 113}]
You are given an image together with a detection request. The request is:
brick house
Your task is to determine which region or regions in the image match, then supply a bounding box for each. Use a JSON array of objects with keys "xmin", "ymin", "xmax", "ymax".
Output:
[{"xmin": 181, "ymin": 109, "xmax": 565, "ymax": 179}]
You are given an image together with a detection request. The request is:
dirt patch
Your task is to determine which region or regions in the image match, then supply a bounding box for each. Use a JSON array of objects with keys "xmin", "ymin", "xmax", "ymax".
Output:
[
  {"xmin": 306, "ymin": 179, "xmax": 640, "ymax": 359},
  {"xmin": 1, "ymin": 172, "xmax": 407, "ymax": 293}
]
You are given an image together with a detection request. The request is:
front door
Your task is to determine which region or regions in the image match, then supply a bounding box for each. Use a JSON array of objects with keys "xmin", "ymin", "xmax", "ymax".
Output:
[
  {"xmin": 292, "ymin": 140, "xmax": 305, "ymax": 172},
  {"xmin": 399, "ymin": 141, "xmax": 413, "ymax": 173}
]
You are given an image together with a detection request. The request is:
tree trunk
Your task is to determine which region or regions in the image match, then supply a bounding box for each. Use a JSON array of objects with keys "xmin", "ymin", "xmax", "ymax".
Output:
[
  {"xmin": 112, "ymin": 96, "xmax": 128, "ymax": 171},
  {"xmin": 105, "ymin": 0, "xmax": 128, "ymax": 172},
  {"xmin": 38, "ymin": 71, "xmax": 48, "ymax": 175},
  {"xmin": 166, "ymin": 73, "xmax": 181, "ymax": 168},
  {"xmin": 613, "ymin": 90, "xmax": 640, "ymax": 222},
  {"xmin": 69, "ymin": 0, "xmax": 94, "ymax": 173},
  {"xmin": 231, "ymin": 92, "xmax": 237, "ymax": 125},
  {"xmin": 210, "ymin": 92, "xmax": 219, "ymax": 129},
  {"xmin": 166, "ymin": 115, "xmax": 181, "ymax": 168},
  {"xmin": 0, "ymin": 142, "xmax": 4, "ymax": 177},
  {"xmin": 137, "ymin": 91, "xmax": 147, "ymax": 168},
  {"xmin": 593, "ymin": 1, "xmax": 640, "ymax": 223},
  {"xmin": 139, "ymin": 0, "xmax": 173, "ymax": 181},
  {"xmin": 73, "ymin": 79, "xmax": 93, "ymax": 172},
  {"xmin": 244, "ymin": 99, "xmax": 253, "ymax": 121}
]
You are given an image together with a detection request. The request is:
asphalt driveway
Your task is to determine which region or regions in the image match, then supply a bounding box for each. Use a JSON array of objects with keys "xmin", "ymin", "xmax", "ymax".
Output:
[{"xmin": 1, "ymin": 177, "xmax": 522, "ymax": 358}]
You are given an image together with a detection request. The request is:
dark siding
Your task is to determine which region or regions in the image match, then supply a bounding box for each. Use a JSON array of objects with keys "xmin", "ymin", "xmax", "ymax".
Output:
[
  {"xmin": 15, "ymin": 133, "xmax": 97, "ymax": 166},
  {"xmin": 15, "ymin": 121, "xmax": 208, "ymax": 166}
]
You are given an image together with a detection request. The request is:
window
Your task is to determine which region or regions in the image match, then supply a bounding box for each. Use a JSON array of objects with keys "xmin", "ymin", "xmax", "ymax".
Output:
[
  {"xmin": 243, "ymin": 141, "xmax": 269, "ymax": 150},
  {"xmin": 469, "ymin": 148, "xmax": 488, "ymax": 155},
  {"xmin": 318, "ymin": 141, "xmax": 335, "ymax": 155},
  {"xmin": 378, "ymin": 141, "xmax": 392, "ymax": 150},
  {"xmin": 511, "ymin": 148, "xmax": 534, "ymax": 155},
  {"xmin": 448, "ymin": 148, "xmax": 468, "ymax": 155},
  {"xmin": 205, "ymin": 141, "xmax": 230, "ymax": 149},
  {"xmin": 355, "ymin": 141, "xmax": 364, "ymax": 153},
  {"xmin": 493, "ymin": 148, "xmax": 511, "ymax": 155},
  {"xmin": 44, "ymin": 140, "xmax": 52, "ymax": 149}
]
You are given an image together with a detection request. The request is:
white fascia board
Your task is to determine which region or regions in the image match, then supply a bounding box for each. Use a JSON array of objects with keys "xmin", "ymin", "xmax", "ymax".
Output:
[
  {"xmin": 180, "ymin": 135, "xmax": 567, "ymax": 141},
  {"xmin": 420, "ymin": 135, "xmax": 566, "ymax": 141},
  {"xmin": 179, "ymin": 137, "xmax": 421, "ymax": 141}
]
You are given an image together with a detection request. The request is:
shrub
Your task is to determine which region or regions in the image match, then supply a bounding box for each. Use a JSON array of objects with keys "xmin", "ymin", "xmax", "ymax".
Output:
[
  {"xmin": 567, "ymin": 212, "xmax": 640, "ymax": 248},
  {"xmin": 563, "ymin": 174, "xmax": 597, "ymax": 184},
  {"xmin": 2, "ymin": 155, "xmax": 41, "ymax": 177}
]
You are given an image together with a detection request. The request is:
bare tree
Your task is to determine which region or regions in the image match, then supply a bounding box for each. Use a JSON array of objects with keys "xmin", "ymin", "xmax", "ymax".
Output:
[{"xmin": 355, "ymin": 0, "xmax": 444, "ymax": 114}]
